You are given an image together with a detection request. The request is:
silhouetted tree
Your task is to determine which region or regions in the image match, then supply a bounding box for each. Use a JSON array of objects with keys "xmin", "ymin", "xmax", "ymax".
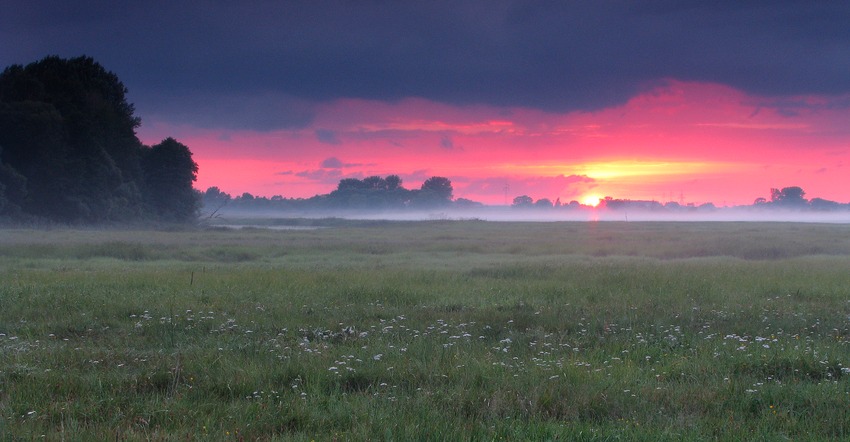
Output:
[
  {"xmin": 421, "ymin": 177, "xmax": 453, "ymax": 200},
  {"xmin": 337, "ymin": 178, "xmax": 366, "ymax": 192},
  {"xmin": 327, "ymin": 175, "xmax": 411, "ymax": 208},
  {"xmin": 810, "ymin": 197, "xmax": 840, "ymax": 211},
  {"xmin": 0, "ymin": 55, "xmax": 200, "ymax": 223},
  {"xmin": 201, "ymin": 186, "xmax": 230, "ymax": 217},
  {"xmin": 385, "ymin": 175, "xmax": 402, "ymax": 190},
  {"xmin": 410, "ymin": 176, "xmax": 453, "ymax": 207},
  {"xmin": 535, "ymin": 198, "xmax": 554, "ymax": 208},
  {"xmin": 0, "ymin": 158, "xmax": 26, "ymax": 217},
  {"xmin": 142, "ymin": 138, "xmax": 199, "ymax": 222},
  {"xmin": 362, "ymin": 175, "xmax": 387, "ymax": 190},
  {"xmin": 203, "ymin": 186, "xmax": 231, "ymax": 205},
  {"xmin": 770, "ymin": 186, "xmax": 807, "ymax": 207},
  {"xmin": 512, "ymin": 195, "xmax": 533, "ymax": 208},
  {"xmin": 0, "ymin": 56, "xmax": 148, "ymax": 222}
]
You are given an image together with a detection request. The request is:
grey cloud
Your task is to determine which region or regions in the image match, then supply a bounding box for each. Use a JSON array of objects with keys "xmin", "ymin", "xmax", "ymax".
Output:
[
  {"xmin": 320, "ymin": 157, "xmax": 344, "ymax": 168},
  {"xmin": 295, "ymin": 169, "xmax": 344, "ymax": 182},
  {"xmin": 320, "ymin": 157, "xmax": 363, "ymax": 168},
  {"xmin": 439, "ymin": 135, "xmax": 454, "ymax": 150},
  {"xmin": 756, "ymin": 96, "xmax": 850, "ymax": 119},
  {"xmin": 316, "ymin": 129, "xmax": 341, "ymax": 145},
  {"xmin": 136, "ymin": 91, "xmax": 315, "ymax": 131}
]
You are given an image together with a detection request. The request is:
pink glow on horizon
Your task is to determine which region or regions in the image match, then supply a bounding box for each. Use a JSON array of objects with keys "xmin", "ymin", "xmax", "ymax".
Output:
[{"xmin": 137, "ymin": 81, "xmax": 850, "ymax": 206}]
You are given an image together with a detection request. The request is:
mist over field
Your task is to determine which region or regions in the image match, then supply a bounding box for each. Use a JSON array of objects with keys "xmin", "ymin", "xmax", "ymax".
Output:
[
  {"xmin": 200, "ymin": 182, "xmax": 850, "ymax": 228},
  {"xmin": 206, "ymin": 205, "xmax": 850, "ymax": 225}
]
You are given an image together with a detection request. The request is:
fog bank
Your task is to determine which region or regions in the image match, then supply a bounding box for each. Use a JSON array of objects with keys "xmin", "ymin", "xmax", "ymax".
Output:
[{"xmin": 205, "ymin": 206, "xmax": 850, "ymax": 225}]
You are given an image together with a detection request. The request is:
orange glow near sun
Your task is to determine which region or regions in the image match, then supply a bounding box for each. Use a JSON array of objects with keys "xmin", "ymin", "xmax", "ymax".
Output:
[
  {"xmin": 581, "ymin": 195, "xmax": 601, "ymax": 207},
  {"xmin": 574, "ymin": 160, "xmax": 730, "ymax": 180}
]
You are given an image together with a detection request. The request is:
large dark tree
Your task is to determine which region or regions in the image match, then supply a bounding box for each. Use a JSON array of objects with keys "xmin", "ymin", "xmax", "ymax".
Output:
[
  {"xmin": 142, "ymin": 138, "xmax": 199, "ymax": 222},
  {"xmin": 0, "ymin": 146, "xmax": 27, "ymax": 217},
  {"xmin": 0, "ymin": 56, "xmax": 144, "ymax": 221},
  {"xmin": 0, "ymin": 56, "xmax": 200, "ymax": 223}
]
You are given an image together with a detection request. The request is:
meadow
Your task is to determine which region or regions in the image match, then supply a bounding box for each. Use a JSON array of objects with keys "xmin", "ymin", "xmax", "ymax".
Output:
[{"xmin": 2, "ymin": 220, "xmax": 850, "ymax": 440}]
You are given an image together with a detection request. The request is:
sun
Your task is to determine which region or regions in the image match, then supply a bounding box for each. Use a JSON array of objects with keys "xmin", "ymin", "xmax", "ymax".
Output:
[{"xmin": 581, "ymin": 195, "xmax": 601, "ymax": 207}]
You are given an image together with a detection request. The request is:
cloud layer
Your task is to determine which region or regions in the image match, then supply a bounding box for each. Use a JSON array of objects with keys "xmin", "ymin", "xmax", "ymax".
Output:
[
  {"xmin": 3, "ymin": 1, "xmax": 849, "ymax": 130},
  {"xmin": 3, "ymin": 1, "xmax": 849, "ymax": 205}
]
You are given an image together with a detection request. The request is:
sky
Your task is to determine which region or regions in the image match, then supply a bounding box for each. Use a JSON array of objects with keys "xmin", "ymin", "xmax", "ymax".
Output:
[{"xmin": 2, "ymin": 1, "xmax": 850, "ymax": 206}]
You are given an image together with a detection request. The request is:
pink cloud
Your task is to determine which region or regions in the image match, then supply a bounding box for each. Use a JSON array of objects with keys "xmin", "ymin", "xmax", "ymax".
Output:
[{"xmin": 138, "ymin": 81, "xmax": 850, "ymax": 205}]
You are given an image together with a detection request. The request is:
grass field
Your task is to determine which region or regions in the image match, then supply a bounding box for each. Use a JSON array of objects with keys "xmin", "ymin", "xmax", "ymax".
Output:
[{"xmin": 2, "ymin": 220, "xmax": 850, "ymax": 440}]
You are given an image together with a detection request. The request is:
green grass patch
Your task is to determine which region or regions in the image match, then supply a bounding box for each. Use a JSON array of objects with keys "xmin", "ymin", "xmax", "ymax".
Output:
[{"xmin": 2, "ymin": 221, "xmax": 850, "ymax": 439}]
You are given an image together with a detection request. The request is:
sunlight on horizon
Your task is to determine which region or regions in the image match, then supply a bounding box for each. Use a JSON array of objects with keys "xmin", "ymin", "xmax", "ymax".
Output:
[
  {"xmin": 575, "ymin": 160, "xmax": 726, "ymax": 180},
  {"xmin": 581, "ymin": 195, "xmax": 602, "ymax": 207}
]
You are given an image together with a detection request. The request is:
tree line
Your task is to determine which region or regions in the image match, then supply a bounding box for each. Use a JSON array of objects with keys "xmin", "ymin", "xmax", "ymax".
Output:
[
  {"xmin": 202, "ymin": 175, "xmax": 469, "ymax": 212},
  {"xmin": 204, "ymin": 182, "xmax": 848, "ymax": 215},
  {"xmin": 752, "ymin": 186, "xmax": 845, "ymax": 210},
  {"xmin": 0, "ymin": 56, "xmax": 200, "ymax": 224},
  {"xmin": 509, "ymin": 186, "xmax": 848, "ymax": 212}
]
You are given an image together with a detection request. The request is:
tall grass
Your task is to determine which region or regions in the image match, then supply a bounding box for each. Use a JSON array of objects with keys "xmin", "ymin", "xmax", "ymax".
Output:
[{"xmin": 2, "ymin": 221, "xmax": 850, "ymax": 439}]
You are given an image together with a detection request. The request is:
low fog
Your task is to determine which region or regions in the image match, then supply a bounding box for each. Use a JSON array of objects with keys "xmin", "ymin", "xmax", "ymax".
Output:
[{"xmin": 205, "ymin": 206, "xmax": 850, "ymax": 226}]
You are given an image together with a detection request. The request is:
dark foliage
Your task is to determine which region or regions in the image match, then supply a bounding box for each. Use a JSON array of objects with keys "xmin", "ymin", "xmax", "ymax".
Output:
[
  {"xmin": 0, "ymin": 56, "xmax": 199, "ymax": 223},
  {"xmin": 142, "ymin": 138, "xmax": 200, "ymax": 222},
  {"xmin": 770, "ymin": 186, "xmax": 807, "ymax": 207},
  {"xmin": 206, "ymin": 175, "xmax": 457, "ymax": 212}
]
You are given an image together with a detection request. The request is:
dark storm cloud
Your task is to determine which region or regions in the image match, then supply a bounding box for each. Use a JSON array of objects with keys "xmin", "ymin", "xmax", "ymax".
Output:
[
  {"xmin": 3, "ymin": 1, "xmax": 849, "ymax": 130},
  {"xmin": 141, "ymin": 91, "xmax": 316, "ymax": 130},
  {"xmin": 756, "ymin": 96, "xmax": 850, "ymax": 119}
]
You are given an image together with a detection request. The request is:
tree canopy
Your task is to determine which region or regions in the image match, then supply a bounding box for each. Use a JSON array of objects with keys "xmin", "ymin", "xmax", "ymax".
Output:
[
  {"xmin": 326, "ymin": 175, "xmax": 454, "ymax": 209},
  {"xmin": 206, "ymin": 175, "xmax": 456, "ymax": 211},
  {"xmin": 420, "ymin": 176, "xmax": 453, "ymax": 200},
  {"xmin": 512, "ymin": 195, "xmax": 533, "ymax": 208},
  {"xmin": 770, "ymin": 186, "xmax": 807, "ymax": 207},
  {"xmin": 0, "ymin": 56, "xmax": 199, "ymax": 223}
]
